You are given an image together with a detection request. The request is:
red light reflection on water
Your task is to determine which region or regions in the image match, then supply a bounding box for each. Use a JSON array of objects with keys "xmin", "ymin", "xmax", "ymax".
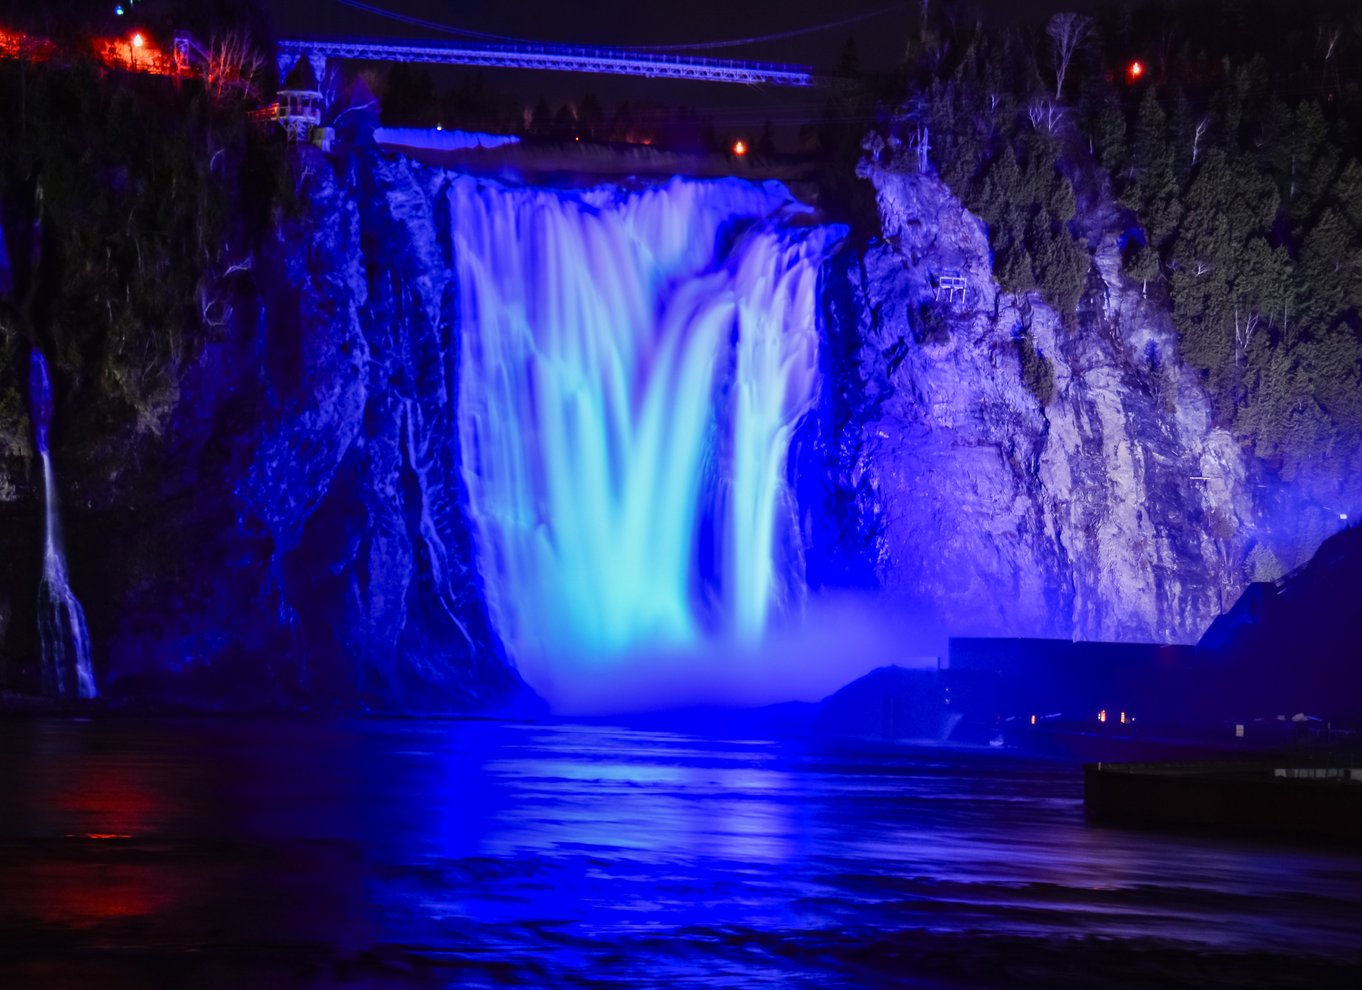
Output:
[
  {"xmin": 23, "ymin": 862, "xmax": 185, "ymax": 927},
  {"xmin": 50, "ymin": 760, "xmax": 170, "ymax": 837}
]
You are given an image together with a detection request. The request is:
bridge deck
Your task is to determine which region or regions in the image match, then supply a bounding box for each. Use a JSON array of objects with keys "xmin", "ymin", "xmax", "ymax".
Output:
[{"xmin": 277, "ymin": 36, "xmax": 822, "ymax": 88}]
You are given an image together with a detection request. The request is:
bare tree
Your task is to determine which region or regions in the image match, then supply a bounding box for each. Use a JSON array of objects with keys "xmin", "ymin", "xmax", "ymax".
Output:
[
  {"xmin": 1233, "ymin": 308, "xmax": 1261, "ymax": 366},
  {"xmin": 1046, "ymin": 12, "xmax": 1091, "ymax": 100},
  {"xmin": 1191, "ymin": 117, "xmax": 1209, "ymax": 166},
  {"xmin": 205, "ymin": 32, "xmax": 264, "ymax": 103},
  {"xmin": 1027, "ymin": 100, "xmax": 1066, "ymax": 134},
  {"xmin": 1320, "ymin": 23, "xmax": 1342, "ymax": 93}
]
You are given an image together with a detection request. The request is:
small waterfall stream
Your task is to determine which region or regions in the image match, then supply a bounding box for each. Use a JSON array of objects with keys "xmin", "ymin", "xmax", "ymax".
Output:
[{"xmin": 29, "ymin": 350, "xmax": 95, "ymax": 699}]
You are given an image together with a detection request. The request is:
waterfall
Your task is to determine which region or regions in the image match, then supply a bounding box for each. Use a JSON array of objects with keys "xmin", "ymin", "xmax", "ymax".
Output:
[
  {"xmin": 29, "ymin": 350, "xmax": 96, "ymax": 700},
  {"xmin": 452, "ymin": 175, "xmax": 843, "ymax": 695}
]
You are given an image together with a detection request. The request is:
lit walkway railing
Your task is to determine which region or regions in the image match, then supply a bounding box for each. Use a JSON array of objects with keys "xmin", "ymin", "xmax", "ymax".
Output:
[{"xmin": 276, "ymin": 36, "xmax": 823, "ymax": 88}]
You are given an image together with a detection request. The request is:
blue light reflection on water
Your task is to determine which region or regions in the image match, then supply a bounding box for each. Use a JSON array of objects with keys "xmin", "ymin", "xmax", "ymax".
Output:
[
  {"xmin": 2, "ymin": 717, "xmax": 1361, "ymax": 988},
  {"xmin": 348, "ymin": 721, "xmax": 1362, "ymax": 967}
]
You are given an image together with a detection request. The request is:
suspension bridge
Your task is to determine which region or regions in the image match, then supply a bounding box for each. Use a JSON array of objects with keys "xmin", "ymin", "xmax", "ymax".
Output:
[{"xmin": 274, "ymin": 36, "xmax": 825, "ymax": 89}]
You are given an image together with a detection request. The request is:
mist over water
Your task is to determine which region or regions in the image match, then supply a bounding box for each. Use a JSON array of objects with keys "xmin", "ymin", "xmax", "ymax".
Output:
[{"xmin": 452, "ymin": 175, "xmax": 844, "ymax": 708}]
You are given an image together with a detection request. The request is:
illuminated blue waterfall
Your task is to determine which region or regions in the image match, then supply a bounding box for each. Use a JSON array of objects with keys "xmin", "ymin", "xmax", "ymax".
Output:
[
  {"xmin": 29, "ymin": 350, "xmax": 96, "ymax": 700},
  {"xmin": 452, "ymin": 176, "xmax": 843, "ymax": 696}
]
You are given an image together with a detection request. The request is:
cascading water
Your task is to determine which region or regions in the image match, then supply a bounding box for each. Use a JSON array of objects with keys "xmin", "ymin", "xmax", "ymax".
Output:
[
  {"xmin": 29, "ymin": 350, "xmax": 96, "ymax": 699},
  {"xmin": 452, "ymin": 175, "xmax": 844, "ymax": 699}
]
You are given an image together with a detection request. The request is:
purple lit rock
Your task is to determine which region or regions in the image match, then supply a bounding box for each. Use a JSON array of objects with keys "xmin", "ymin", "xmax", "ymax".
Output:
[{"xmin": 836, "ymin": 165, "xmax": 1254, "ymax": 644}]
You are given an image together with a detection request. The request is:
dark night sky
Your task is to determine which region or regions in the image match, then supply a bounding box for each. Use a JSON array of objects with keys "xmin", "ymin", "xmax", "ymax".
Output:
[
  {"xmin": 261, "ymin": 1, "xmax": 1121, "ymax": 139},
  {"xmin": 265, "ymin": 1, "xmax": 924, "ymax": 139},
  {"xmin": 269, "ymin": 1, "xmax": 1121, "ymax": 67},
  {"xmin": 265, "ymin": 0, "xmax": 1127, "ymax": 57},
  {"xmin": 273, "ymin": 1, "xmax": 917, "ymax": 70}
]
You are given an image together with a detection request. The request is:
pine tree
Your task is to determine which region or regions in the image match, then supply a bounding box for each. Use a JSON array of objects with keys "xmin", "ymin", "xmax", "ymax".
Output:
[
  {"xmin": 837, "ymin": 37, "xmax": 861, "ymax": 79},
  {"xmin": 1296, "ymin": 207, "xmax": 1355, "ymax": 329},
  {"xmin": 530, "ymin": 96, "xmax": 553, "ymax": 136},
  {"xmin": 1330, "ymin": 160, "xmax": 1362, "ymax": 232},
  {"xmin": 1288, "ymin": 101, "xmax": 1341, "ymax": 234},
  {"xmin": 757, "ymin": 121, "xmax": 776, "ymax": 157},
  {"xmin": 1128, "ymin": 89, "xmax": 1181, "ymax": 250},
  {"xmin": 1094, "ymin": 98, "xmax": 1127, "ymax": 177},
  {"xmin": 578, "ymin": 93, "xmax": 604, "ymax": 140}
]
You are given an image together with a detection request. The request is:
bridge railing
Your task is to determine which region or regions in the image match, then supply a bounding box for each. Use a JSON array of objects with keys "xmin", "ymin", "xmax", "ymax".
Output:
[{"xmin": 276, "ymin": 36, "xmax": 824, "ymax": 87}]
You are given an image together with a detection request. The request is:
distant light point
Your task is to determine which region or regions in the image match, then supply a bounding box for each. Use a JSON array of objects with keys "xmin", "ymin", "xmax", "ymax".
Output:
[
  {"xmin": 131, "ymin": 32, "xmax": 145, "ymax": 48},
  {"xmin": 1126, "ymin": 60, "xmax": 1145, "ymax": 82},
  {"xmin": 732, "ymin": 139, "xmax": 747, "ymax": 156}
]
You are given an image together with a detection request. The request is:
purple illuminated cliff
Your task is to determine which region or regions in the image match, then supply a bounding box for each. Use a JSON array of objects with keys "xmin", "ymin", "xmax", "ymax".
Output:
[{"xmin": 0, "ymin": 143, "xmax": 1345, "ymax": 711}]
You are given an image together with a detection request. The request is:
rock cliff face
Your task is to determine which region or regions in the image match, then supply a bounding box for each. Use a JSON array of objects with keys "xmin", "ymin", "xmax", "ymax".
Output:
[
  {"xmin": 0, "ymin": 147, "xmax": 1266, "ymax": 706},
  {"xmin": 1, "ymin": 150, "xmax": 527, "ymax": 709},
  {"xmin": 830, "ymin": 163, "xmax": 1253, "ymax": 644}
]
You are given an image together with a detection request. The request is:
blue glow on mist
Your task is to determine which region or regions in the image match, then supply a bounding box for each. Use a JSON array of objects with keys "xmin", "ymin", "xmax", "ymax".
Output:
[{"xmin": 452, "ymin": 176, "xmax": 844, "ymax": 701}]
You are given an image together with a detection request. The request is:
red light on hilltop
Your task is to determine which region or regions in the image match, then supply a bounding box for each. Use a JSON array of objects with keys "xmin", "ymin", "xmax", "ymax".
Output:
[
  {"xmin": 732, "ymin": 139, "xmax": 747, "ymax": 156},
  {"xmin": 1126, "ymin": 60, "xmax": 1145, "ymax": 82}
]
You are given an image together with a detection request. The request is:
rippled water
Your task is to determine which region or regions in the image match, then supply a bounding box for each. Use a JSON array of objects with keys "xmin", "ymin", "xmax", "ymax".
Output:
[{"xmin": 1, "ymin": 716, "xmax": 1359, "ymax": 988}]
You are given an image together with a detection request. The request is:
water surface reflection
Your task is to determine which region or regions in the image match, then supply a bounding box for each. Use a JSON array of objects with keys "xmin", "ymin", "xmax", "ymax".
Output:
[{"xmin": 1, "ymin": 716, "xmax": 1359, "ymax": 988}]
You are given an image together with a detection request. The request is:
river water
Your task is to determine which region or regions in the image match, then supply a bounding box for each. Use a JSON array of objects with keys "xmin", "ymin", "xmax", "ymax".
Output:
[{"xmin": 1, "ymin": 716, "xmax": 1359, "ymax": 988}]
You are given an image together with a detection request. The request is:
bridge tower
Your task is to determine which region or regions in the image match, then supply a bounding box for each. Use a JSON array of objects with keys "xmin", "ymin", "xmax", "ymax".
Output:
[{"xmin": 277, "ymin": 54, "xmax": 324, "ymax": 142}]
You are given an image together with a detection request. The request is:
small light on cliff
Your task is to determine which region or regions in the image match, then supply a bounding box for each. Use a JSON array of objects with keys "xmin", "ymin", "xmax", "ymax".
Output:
[
  {"xmin": 131, "ymin": 32, "xmax": 145, "ymax": 48},
  {"xmin": 732, "ymin": 139, "xmax": 747, "ymax": 157},
  {"xmin": 1126, "ymin": 60, "xmax": 1144, "ymax": 82}
]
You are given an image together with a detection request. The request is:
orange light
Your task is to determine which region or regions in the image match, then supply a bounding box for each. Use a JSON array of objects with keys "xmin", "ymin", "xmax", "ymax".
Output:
[
  {"xmin": 1098, "ymin": 709, "xmax": 1107, "ymax": 723},
  {"xmin": 732, "ymin": 139, "xmax": 747, "ymax": 156},
  {"xmin": 131, "ymin": 32, "xmax": 144, "ymax": 48},
  {"xmin": 1030, "ymin": 714, "xmax": 1037, "ymax": 725},
  {"xmin": 1126, "ymin": 60, "xmax": 1144, "ymax": 82}
]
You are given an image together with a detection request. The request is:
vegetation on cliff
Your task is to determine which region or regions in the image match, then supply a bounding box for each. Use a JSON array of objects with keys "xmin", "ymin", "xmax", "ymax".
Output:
[
  {"xmin": 894, "ymin": 0, "xmax": 1362, "ymax": 501},
  {"xmin": 0, "ymin": 51, "xmax": 292, "ymax": 473}
]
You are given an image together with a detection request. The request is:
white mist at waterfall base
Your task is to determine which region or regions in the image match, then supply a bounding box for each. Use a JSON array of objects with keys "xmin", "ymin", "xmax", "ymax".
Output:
[{"xmin": 452, "ymin": 175, "xmax": 848, "ymax": 710}]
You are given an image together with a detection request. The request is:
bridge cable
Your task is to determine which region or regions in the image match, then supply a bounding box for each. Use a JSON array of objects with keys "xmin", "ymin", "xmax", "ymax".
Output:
[
  {"xmin": 332, "ymin": 0, "xmax": 527, "ymax": 43},
  {"xmin": 331, "ymin": 0, "xmax": 899, "ymax": 53},
  {"xmin": 618, "ymin": 5, "xmax": 903, "ymax": 51}
]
